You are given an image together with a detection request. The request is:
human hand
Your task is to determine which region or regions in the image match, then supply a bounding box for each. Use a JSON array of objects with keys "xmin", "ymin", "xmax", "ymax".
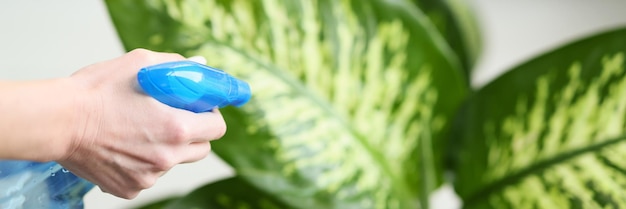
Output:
[{"xmin": 56, "ymin": 49, "xmax": 226, "ymax": 199}]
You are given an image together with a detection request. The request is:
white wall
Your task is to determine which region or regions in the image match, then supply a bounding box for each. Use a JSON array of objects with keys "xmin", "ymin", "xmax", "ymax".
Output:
[
  {"xmin": 0, "ymin": 1, "xmax": 625, "ymax": 209},
  {"xmin": 469, "ymin": 0, "xmax": 626, "ymax": 88}
]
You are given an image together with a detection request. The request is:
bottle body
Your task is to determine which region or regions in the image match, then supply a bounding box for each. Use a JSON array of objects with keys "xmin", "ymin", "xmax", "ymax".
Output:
[{"xmin": 0, "ymin": 161, "xmax": 93, "ymax": 209}]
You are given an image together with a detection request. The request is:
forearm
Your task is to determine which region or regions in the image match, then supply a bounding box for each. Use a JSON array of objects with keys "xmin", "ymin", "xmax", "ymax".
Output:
[{"xmin": 0, "ymin": 78, "xmax": 79, "ymax": 162}]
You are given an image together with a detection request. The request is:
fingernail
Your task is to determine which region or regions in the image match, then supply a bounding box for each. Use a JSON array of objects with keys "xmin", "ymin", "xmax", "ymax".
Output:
[{"xmin": 187, "ymin": 56, "xmax": 207, "ymax": 65}]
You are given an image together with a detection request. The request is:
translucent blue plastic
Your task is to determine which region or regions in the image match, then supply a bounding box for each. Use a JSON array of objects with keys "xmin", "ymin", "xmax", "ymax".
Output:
[
  {"xmin": 0, "ymin": 61, "xmax": 251, "ymax": 208},
  {"xmin": 0, "ymin": 162, "xmax": 92, "ymax": 209},
  {"xmin": 138, "ymin": 60, "xmax": 251, "ymax": 113}
]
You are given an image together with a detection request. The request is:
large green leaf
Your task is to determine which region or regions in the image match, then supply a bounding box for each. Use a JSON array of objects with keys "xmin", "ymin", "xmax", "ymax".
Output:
[
  {"xmin": 134, "ymin": 177, "xmax": 287, "ymax": 209},
  {"xmin": 161, "ymin": 177, "xmax": 288, "ymax": 209},
  {"xmin": 135, "ymin": 197, "xmax": 178, "ymax": 209},
  {"xmin": 451, "ymin": 28, "xmax": 626, "ymax": 208},
  {"xmin": 412, "ymin": 0, "xmax": 482, "ymax": 77},
  {"xmin": 105, "ymin": 0, "xmax": 468, "ymax": 208}
]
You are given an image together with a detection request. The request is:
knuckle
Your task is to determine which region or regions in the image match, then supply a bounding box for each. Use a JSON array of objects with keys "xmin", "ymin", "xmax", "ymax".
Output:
[
  {"xmin": 121, "ymin": 191, "xmax": 140, "ymax": 199},
  {"xmin": 161, "ymin": 113, "xmax": 188, "ymax": 141},
  {"xmin": 134, "ymin": 175, "xmax": 158, "ymax": 190},
  {"xmin": 128, "ymin": 48, "xmax": 152, "ymax": 59},
  {"xmin": 127, "ymin": 48, "xmax": 155, "ymax": 64},
  {"xmin": 167, "ymin": 120, "xmax": 190, "ymax": 144},
  {"xmin": 127, "ymin": 172, "xmax": 157, "ymax": 190},
  {"xmin": 163, "ymin": 52, "xmax": 186, "ymax": 60},
  {"xmin": 152, "ymin": 152, "xmax": 176, "ymax": 171}
]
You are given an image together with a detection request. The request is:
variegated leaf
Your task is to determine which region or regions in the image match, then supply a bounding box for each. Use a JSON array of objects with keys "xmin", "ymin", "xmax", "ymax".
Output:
[
  {"xmin": 106, "ymin": 0, "xmax": 468, "ymax": 208},
  {"xmin": 451, "ymin": 28, "xmax": 626, "ymax": 208}
]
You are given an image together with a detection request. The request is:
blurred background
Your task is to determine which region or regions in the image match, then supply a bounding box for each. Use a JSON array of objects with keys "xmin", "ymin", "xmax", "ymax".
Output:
[{"xmin": 0, "ymin": 1, "xmax": 625, "ymax": 208}]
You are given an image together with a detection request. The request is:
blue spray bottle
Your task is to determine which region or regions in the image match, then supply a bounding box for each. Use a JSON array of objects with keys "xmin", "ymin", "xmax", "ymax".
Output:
[{"xmin": 0, "ymin": 60, "xmax": 251, "ymax": 209}]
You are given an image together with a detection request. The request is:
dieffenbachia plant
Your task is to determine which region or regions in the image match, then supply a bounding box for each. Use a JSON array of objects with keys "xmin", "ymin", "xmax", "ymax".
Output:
[
  {"xmin": 104, "ymin": 0, "xmax": 626, "ymax": 208},
  {"xmin": 452, "ymin": 29, "xmax": 626, "ymax": 208}
]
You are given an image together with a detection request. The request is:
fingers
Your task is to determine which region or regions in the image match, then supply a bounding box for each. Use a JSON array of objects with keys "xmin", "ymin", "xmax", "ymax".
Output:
[
  {"xmin": 154, "ymin": 107, "xmax": 223, "ymax": 165},
  {"xmin": 180, "ymin": 142, "xmax": 212, "ymax": 163},
  {"xmin": 194, "ymin": 109, "xmax": 227, "ymax": 141},
  {"xmin": 170, "ymin": 108, "xmax": 227, "ymax": 143}
]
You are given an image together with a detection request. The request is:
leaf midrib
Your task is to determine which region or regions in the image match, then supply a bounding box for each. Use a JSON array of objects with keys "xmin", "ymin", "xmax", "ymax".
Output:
[
  {"xmin": 464, "ymin": 134, "xmax": 626, "ymax": 207},
  {"xmin": 201, "ymin": 40, "xmax": 415, "ymax": 202}
]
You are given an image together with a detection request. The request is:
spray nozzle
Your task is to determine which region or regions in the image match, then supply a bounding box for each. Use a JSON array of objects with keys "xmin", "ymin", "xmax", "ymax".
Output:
[{"xmin": 137, "ymin": 60, "xmax": 251, "ymax": 113}]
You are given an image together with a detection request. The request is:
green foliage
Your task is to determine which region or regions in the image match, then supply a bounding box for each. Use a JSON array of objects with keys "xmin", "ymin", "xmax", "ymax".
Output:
[
  {"xmin": 412, "ymin": 0, "xmax": 482, "ymax": 77},
  {"xmin": 105, "ymin": 0, "xmax": 626, "ymax": 208},
  {"xmin": 135, "ymin": 197, "xmax": 178, "ymax": 209},
  {"xmin": 452, "ymin": 29, "xmax": 626, "ymax": 208},
  {"xmin": 151, "ymin": 177, "xmax": 289, "ymax": 209}
]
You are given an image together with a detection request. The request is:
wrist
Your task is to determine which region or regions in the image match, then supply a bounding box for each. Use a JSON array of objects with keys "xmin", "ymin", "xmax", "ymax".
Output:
[
  {"xmin": 41, "ymin": 77, "xmax": 88, "ymax": 161},
  {"xmin": 57, "ymin": 75, "xmax": 102, "ymax": 162}
]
